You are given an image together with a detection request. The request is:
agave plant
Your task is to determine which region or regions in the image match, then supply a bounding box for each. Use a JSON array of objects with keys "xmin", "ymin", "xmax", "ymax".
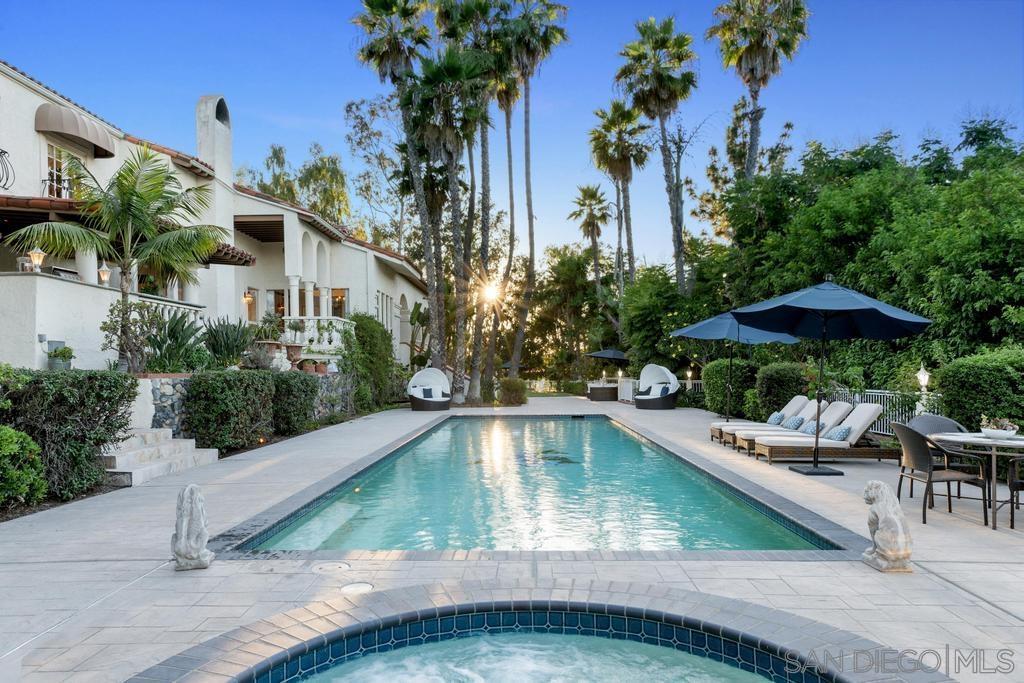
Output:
[
  {"xmin": 203, "ymin": 317, "xmax": 256, "ymax": 368},
  {"xmin": 147, "ymin": 312, "xmax": 208, "ymax": 373}
]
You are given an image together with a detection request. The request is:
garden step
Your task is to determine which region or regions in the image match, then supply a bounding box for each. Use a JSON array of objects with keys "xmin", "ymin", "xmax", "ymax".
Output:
[
  {"xmin": 106, "ymin": 448, "xmax": 219, "ymax": 487},
  {"xmin": 101, "ymin": 440, "xmax": 196, "ymax": 468},
  {"xmin": 117, "ymin": 428, "xmax": 174, "ymax": 450}
]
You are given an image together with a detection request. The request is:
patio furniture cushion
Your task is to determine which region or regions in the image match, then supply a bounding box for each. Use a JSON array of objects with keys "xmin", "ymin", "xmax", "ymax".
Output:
[
  {"xmin": 635, "ymin": 386, "xmax": 652, "ymax": 397},
  {"xmin": 756, "ymin": 434, "xmax": 853, "ymax": 449},
  {"xmin": 767, "ymin": 411, "xmax": 785, "ymax": 425},
  {"xmin": 782, "ymin": 416, "xmax": 805, "ymax": 430},
  {"xmin": 710, "ymin": 396, "xmax": 809, "ymax": 429},
  {"xmin": 800, "ymin": 420, "xmax": 820, "ymax": 435},
  {"xmin": 825, "ymin": 425, "xmax": 851, "ymax": 441},
  {"xmin": 422, "ymin": 387, "xmax": 434, "ymax": 399},
  {"xmin": 660, "ymin": 385, "xmax": 670, "ymax": 397}
]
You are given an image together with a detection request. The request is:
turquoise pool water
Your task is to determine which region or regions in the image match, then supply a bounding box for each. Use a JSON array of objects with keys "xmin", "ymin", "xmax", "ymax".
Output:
[
  {"xmin": 304, "ymin": 633, "xmax": 763, "ymax": 682},
  {"xmin": 258, "ymin": 417, "xmax": 816, "ymax": 551}
]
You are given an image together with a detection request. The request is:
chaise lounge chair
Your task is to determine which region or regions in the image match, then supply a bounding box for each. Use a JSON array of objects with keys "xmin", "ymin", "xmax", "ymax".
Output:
[
  {"xmin": 732, "ymin": 401, "xmax": 854, "ymax": 455},
  {"xmin": 719, "ymin": 398, "xmax": 825, "ymax": 448},
  {"xmin": 753, "ymin": 403, "xmax": 899, "ymax": 464},
  {"xmin": 709, "ymin": 395, "xmax": 809, "ymax": 443},
  {"xmin": 634, "ymin": 364, "xmax": 679, "ymax": 410},
  {"xmin": 407, "ymin": 368, "xmax": 452, "ymax": 412}
]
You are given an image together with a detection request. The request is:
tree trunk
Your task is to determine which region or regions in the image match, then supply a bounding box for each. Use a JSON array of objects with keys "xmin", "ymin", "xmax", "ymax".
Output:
[
  {"xmin": 509, "ymin": 79, "xmax": 533, "ymax": 379},
  {"xmin": 118, "ymin": 263, "xmax": 132, "ymax": 371},
  {"xmin": 468, "ymin": 117, "xmax": 491, "ymax": 402},
  {"xmin": 396, "ymin": 85, "xmax": 445, "ymax": 369},
  {"xmin": 614, "ymin": 180, "xmax": 624, "ymax": 299},
  {"xmin": 622, "ymin": 179, "xmax": 637, "ymax": 284},
  {"xmin": 744, "ymin": 85, "xmax": 763, "ymax": 180},
  {"xmin": 589, "ymin": 231, "xmax": 602, "ymax": 302},
  {"xmin": 484, "ymin": 106, "xmax": 516, "ymax": 387},
  {"xmin": 659, "ymin": 114, "xmax": 686, "ymax": 295},
  {"xmin": 448, "ymin": 153, "xmax": 467, "ymax": 403}
]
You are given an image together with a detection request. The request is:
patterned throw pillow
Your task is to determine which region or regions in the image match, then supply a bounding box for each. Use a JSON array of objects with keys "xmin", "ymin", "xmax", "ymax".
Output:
[
  {"xmin": 660, "ymin": 385, "xmax": 670, "ymax": 397},
  {"xmin": 825, "ymin": 425, "xmax": 852, "ymax": 442},
  {"xmin": 422, "ymin": 387, "xmax": 433, "ymax": 399},
  {"xmin": 799, "ymin": 420, "xmax": 820, "ymax": 435},
  {"xmin": 767, "ymin": 411, "xmax": 785, "ymax": 425},
  {"xmin": 782, "ymin": 416, "xmax": 805, "ymax": 430}
]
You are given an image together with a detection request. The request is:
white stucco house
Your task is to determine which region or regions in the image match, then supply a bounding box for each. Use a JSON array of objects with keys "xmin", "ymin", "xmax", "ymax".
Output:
[{"xmin": 0, "ymin": 60, "xmax": 427, "ymax": 370}]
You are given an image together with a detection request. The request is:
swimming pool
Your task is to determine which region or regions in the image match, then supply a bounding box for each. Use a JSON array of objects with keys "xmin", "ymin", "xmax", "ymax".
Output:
[{"xmin": 254, "ymin": 416, "xmax": 820, "ymax": 552}]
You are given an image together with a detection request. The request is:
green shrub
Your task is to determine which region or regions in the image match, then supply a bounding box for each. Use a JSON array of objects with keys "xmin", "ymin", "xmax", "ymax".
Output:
[
  {"xmin": 742, "ymin": 388, "xmax": 763, "ymax": 421},
  {"xmin": 272, "ymin": 372, "xmax": 320, "ymax": 436},
  {"xmin": 755, "ymin": 362, "xmax": 808, "ymax": 418},
  {"xmin": 498, "ymin": 378, "xmax": 528, "ymax": 406},
  {"xmin": 147, "ymin": 312, "xmax": 209, "ymax": 373},
  {"xmin": 3, "ymin": 370, "xmax": 136, "ymax": 499},
  {"xmin": 677, "ymin": 387, "xmax": 706, "ymax": 409},
  {"xmin": 702, "ymin": 358, "xmax": 758, "ymax": 418},
  {"xmin": 186, "ymin": 370, "xmax": 273, "ymax": 451},
  {"xmin": 481, "ymin": 377, "xmax": 496, "ymax": 404},
  {"xmin": 347, "ymin": 314, "xmax": 397, "ymax": 413},
  {"xmin": 936, "ymin": 348, "xmax": 1024, "ymax": 430},
  {"xmin": 0, "ymin": 426, "xmax": 47, "ymax": 508},
  {"xmin": 557, "ymin": 379, "xmax": 587, "ymax": 396},
  {"xmin": 204, "ymin": 317, "xmax": 256, "ymax": 367}
]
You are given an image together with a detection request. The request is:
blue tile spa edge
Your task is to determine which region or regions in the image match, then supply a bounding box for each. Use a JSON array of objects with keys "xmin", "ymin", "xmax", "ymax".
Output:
[
  {"xmin": 126, "ymin": 581, "xmax": 954, "ymax": 683},
  {"xmin": 208, "ymin": 413, "xmax": 868, "ymax": 561}
]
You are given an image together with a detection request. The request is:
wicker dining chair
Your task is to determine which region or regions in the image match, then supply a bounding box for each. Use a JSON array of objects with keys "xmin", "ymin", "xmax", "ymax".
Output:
[{"xmin": 892, "ymin": 423, "xmax": 989, "ymax": 525}]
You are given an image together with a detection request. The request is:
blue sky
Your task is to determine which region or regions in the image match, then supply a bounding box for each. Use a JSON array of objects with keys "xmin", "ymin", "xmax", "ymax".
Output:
[{"xmin": 3, "ymin": 1, "xmax": 1021, "ymax": 265}]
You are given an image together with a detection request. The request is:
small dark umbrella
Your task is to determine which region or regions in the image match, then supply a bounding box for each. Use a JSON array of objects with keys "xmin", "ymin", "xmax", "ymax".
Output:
[
  {"xmin": 670, "ymin": 313, "xmax": 799, "ymax": 422},
  {"xmin": 585, "ymin": 348, "xmax": 629, "ymax": 364},
  {"xmin": 732, "ymin": 278, "xmax": 930, "ymax": 476}
]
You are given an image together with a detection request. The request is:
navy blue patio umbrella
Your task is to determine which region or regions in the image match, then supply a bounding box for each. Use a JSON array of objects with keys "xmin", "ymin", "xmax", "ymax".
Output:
[
  {"xmin": 671, "ymin": 313, "xmax": 799, "ymax": 422},
  {"xmin": 731, "ymin": 278, "xmax": 930, "ymax": 476},
  {"xmin": 585, "ymin": 348, "xmax": 629, "ymax": 364}
]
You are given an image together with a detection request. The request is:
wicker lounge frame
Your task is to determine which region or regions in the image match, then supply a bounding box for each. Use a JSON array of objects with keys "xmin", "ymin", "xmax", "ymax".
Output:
[{"xmin": 753, "ymin": 440, "xmax": 900, "ymax": 465}]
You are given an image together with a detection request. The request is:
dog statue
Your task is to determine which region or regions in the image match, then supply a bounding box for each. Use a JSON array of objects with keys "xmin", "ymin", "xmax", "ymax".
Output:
[
  {"xmin": 862, "ymin": 480, "xmax": 912, "ymax": 572},
  {"xmin": 172, "ymin": 484, "xmax": 215, "ymax": 570}
]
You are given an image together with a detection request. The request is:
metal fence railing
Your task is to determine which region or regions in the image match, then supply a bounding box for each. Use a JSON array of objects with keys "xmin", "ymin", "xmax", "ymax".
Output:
[{"xmin": 826, "ymin": 388, "xmax": 943, "ymax": 436}]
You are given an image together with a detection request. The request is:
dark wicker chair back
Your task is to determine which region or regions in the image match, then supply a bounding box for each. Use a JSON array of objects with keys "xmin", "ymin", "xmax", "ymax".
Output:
[
  {"xmin": 892, "ymin": 423, "xmax": 938, "ymax": 472},
  {"xmin": 907, "ymin": 414, "xmax": 967, "ymax": 436}
]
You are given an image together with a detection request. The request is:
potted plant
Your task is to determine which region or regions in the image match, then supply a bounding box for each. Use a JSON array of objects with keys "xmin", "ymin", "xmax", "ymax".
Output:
[
  {"xmin": 981, "ymin": 415, "xmax": 1019, "ymax": 439},
  {"xmin": 253, "ymin": 312, "xmax": 284, "ymax": 353},
  {"xmin": 315, "ymin": 361, "xmax": 328, "ymax": 375},
  {"xmin": 47, "ymin": 345, "xmax": 75, "ymax": 370},
  {"xmin": 300, "ymin": 359, "xmax": 317, "ymax": 375}
]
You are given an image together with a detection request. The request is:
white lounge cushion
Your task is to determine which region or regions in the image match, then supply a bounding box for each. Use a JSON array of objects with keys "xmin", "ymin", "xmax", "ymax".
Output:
[
  {"xmin": 756, "ymin": 403, "xmax": 882, "ymax": 448},
  {"xmin": 710, "ymin": 395, "xmax": 808, "ymax": 428},
  {"xmin": 721, "ymin": 400, "xmax": 825, "ymax": 436}
]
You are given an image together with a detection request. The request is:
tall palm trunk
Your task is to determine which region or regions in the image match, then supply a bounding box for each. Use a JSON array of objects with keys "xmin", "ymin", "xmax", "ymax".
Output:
[
  {"xmin": 396, "ymin": 84, "xmax": 444, "ymax": 368},
  {"xmin": 614, "ymin": 180, "xmax": 624, "ymax": 299},
  {"xmin": 589, "ymin": 231, "xmax": 602, "ymax": 302},
  {"xmin": 484, "ymin": 106, "xmax": 516, "ymax": 386},
  {"xmin": 658, "ymin": 113, "xmax": 686, "ymax": 294},
  {"xmin": 622, "ymin": 179, "xmax": 637, "ymax": 283},
  {"xmin": 448, "ymin": 153, "xmax": 468, "ymax": 403},
  {"xmin": 117, "ymin": 259, "xmax": 133, "ymax": 370},
  {"xmin": 468, "ymin": 117, "xmax": 491, "ymax": 402},
  {"xmin": 509, "ymin": 80, "xmax": 534, "ymax": 379},
  {"xmin": 744, "ymin": 85, "xmax": 763, "ymax": 179}
]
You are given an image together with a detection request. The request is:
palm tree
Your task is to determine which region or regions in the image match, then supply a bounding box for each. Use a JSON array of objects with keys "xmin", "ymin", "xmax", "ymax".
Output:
[
  {"xmin": 589, "ymin": 100, "xmax": 650, "ymax": 284},
  {"xmin": 3, "ymin": 148, "xmax": 225, "ymax": 368},
  {"xmin": 506, "ymin": 0, "xmax": 567, "ymax": 378},
  {"xmin": 706, "ymin": 0, "xmax": 809, "ymax": 179},
  {"xmin": 568, "ymin": 185, "xmax": 612, "ymax": 302},
  {"xmin": 353, "ymin": 0, "xmax": 446, "ymax": 368},
  {"xmin": 616, "ymin": 17, "xmax": 697, "ymax": 296}
]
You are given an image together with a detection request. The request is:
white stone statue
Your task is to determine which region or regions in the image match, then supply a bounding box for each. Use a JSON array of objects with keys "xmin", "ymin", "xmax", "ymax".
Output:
[
  {"xmin": 862, "ymin": 480, "xmax": 912, "ymax": 572},
  {"xmin": 172, "ymin": 484, "xmax": 214, "ymax": 570},
  {"xmin": 270, "ymin": 350, "xmax": 292, "ymax": 372}
]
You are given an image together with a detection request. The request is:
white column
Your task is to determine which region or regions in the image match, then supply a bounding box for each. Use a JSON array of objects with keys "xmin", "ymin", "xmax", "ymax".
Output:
[
  {"xmin": 75, "ymin": 249, "xmax": 98, "ymax": 285},
  {"xmin": 184, "ymin": 269, "xmax": 201, "ymax": 304},
  {"xmin": 303, "ymin": 281, "xmax": 315, "ymax": 318},
  {"xmin": 287, "ymin": 275, "xmax": 300, "ymax": 317},
  {"xmin": 319, "ymin": 287, "xmax": 331, "ymax": 318},
  {"xmin": 166, "ymin": 278, "xmax": 180, "ymax": 301}
]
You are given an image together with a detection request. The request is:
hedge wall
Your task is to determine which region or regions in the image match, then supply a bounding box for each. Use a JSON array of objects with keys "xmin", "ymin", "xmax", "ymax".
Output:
[
  {"xmin": 272, "ymin": 372, "xmax": 320, "ymax": 436},
  {"xmin": 702, "ymin": 358, "xmax": 757, "ymax": 418},
  {"xmin": 936, "ymin": 348, "xmax": 1024, "ymax": 430},
  {"xmin": 186, "ymin": 370, "xmax": 274, "ymax": 451},
  {"xmin": 3, "ymin": 370, "xmax": 137, "ymax": 499},
  {"xmin": 754, "ymin": 362, "xmax": 808, "ymax": 421},
  {"xmin": 0, "ymin": 425, "xmax": 47, "ymax": 508}
]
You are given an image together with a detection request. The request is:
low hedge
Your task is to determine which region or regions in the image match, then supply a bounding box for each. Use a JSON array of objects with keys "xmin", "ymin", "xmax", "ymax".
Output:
[
  {"xmin": 936, "ymin": 348, "xmax": 1024, "ymax": 430},
  {"xmin": 3, "ymin": 370, "xmax": 136, "ymax": 499},
  {"xmin": 742, "ymin": 388, "xmax": 762, "ymax": 422},
  {"xmin": 702, "ymin": 358, "xmax": 757, "ymax": 418},
  {"xmin": 755, "ymin": 362, "xmax": 808, "ymax": 420},
  {"xmin": 0, "ymin": 425, "xmax": 47, "ymax": 508},
  {"xmin": 186, "ymin": 370, "xmax": 274, "ymax": 451},
  {"xmin": 557, "ymin": 379, "xmax": 587, "ymax": 396},
  {"xmin": 677, "ymin": 387, "xmax": 706, "ymax": 410},
  {"xmin": 272, "ymin": 372, "xmax": 320, "ymax": 436},
  {"xmin": 498, "ymin": 378, "xmax": 528, "ymax": 406}
]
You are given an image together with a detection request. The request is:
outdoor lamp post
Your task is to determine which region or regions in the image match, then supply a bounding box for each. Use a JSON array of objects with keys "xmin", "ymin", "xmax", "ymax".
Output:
[
  {"xmin": 28, "ymin": 246, "xmax": 45, "ymax": 271},
  {"xmin": 97, "ymin": 261, "xmax": 111, "ymax": 286},
  {"xmin": 686, "ymin": 368, "xmax": 693, "ymax": 391},
  {"xmin": 916, "ymin": 363, "xmax": 930, "ymax": 393}
]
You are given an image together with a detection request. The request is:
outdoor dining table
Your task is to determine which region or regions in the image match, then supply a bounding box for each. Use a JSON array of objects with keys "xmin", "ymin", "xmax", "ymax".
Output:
[{"xmin": 929, "ymin": 432, "xmax": 1024, "ymax": 530}]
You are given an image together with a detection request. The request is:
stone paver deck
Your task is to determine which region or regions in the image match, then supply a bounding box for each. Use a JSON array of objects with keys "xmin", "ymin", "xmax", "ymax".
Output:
[{"xmin": 1, "ymin": 397, "xmax": 1022, "ymax": 681}]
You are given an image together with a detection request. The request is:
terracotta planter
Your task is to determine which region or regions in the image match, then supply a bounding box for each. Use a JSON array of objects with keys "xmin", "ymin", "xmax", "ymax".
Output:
[
  {"xmin": 284, "ymin": 343, "xmax": 304, "ymax": 363},
  {"xmin": 255, "ymin": 340, "xmax": 283, "ymax": 354},
  {"xmin": 302, "ymin": 365, "xmax": 316, "ymax": 375},
  {"xmin": 315, "ymin": 362, "xmax": 327, "ymax": 375}
]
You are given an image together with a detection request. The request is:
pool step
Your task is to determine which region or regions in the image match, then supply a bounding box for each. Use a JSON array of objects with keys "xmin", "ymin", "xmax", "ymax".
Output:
[{"xmin": 105, "ymin": 428, "xmax": 219, "ymax": 487}]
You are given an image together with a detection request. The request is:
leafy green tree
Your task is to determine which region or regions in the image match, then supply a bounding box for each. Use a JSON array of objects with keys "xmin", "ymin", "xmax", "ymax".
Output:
[
  {"xmin": 706, "ymin": 0, "xmax": 809, "ymax": 179},
  {"xmin": 4, "ymin": 148, "xmax": 224, "ymax": 368},
  {"xmin": 621, "ymin": 266, "xmax": 684, "ymax": 371},
  {"xmin": 616, "ymin": 17, "xmax": 697, "ymax": 294}
]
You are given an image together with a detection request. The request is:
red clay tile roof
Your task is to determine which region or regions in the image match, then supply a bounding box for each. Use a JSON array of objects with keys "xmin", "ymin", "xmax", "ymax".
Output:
[
  {"xmin": 233, "ymin": 184, "xmax": 347, "ymax": 242},
  {"xmin": 123, "ymin": 135, "xmax": 214, "ymax": 178},
  {"xmin": 206, "ymin": 242, "xmax": 256, "ymax": 267}
]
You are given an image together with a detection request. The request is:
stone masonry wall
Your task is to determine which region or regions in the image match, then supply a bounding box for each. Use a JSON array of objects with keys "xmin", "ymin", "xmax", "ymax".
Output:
[{"xmin": 149, "ymin": 376, "xmax": 191, "ymax": 437}]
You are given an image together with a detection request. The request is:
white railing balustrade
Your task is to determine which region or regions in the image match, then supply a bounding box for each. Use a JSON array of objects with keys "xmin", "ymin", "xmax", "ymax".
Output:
[
  {"xmin": 283, "ymin": 316, "xmax": 355, "ymax": 354},
  {"xmin": 133, "ymin": 292, "xmax": 204, "ymax": 321},
  {"xmin": 827, "ymin": 388, "xmax": 943, "ymax": 436}
]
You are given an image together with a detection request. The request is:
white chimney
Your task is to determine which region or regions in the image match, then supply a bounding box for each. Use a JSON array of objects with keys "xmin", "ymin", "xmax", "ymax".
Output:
[{"xmin": 195, "ymin": 95, "xmax": 232, "ymax": 182}]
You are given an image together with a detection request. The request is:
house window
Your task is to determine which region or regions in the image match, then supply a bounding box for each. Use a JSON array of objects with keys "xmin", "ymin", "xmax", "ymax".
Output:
[
  {"xmin": 46, "ymin": 144, "xmax": 80, "ymax": 198},
  {"xmin": 266, "ymin": 289, "xmax": 285, "ymax": 316},
  {"xmin": 313, "ymin": 288, "xmax": 321, "ymax": 317},
  {"xmin": 331, "ymin": 288, "xmax": 348, "ymax": 318}
]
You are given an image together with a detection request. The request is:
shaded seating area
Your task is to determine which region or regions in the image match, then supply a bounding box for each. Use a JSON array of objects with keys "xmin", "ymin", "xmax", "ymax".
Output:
[
  {"xmin": 633, "ymin": 364, "xmax": 679, "ymax": 410},
  {"xmin": 709, "ymin": 395, "xmax": 809, "ymax": 443},
  {"xmin": 407, "ymin": 368, "xmax": 451, "ymax": 412},
  {"xmin": 732, "ymin": 401, "xmax": 853, "ymax": 455},
  {"xmin": 752, "ymin": 403, "xmax": 900, "ymax": 464}
]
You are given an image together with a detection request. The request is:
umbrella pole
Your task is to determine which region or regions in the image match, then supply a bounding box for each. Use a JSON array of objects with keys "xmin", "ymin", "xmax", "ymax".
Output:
[
  {"xmin": 726, "ymin": 341, "xmax": 733, "ymax": 422},
  {"xmin": 813, "ymin": 330, "xmax": 826, "ymax": 469}
]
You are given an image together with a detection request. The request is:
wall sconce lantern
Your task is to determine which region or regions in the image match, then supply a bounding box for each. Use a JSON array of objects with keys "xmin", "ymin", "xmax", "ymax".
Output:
[
  {"xmin": 97, "ymin": 261, "xmax": 111, "ymax": 285},
  {"xmin": 243, "ymin": 290, "xmax": 255, "ymax": 306},
  {"xmin": 28, "ymin": 246, "xmax": 46, "ymax": 271},
  {"xmin": 686, "ymin": 368, "xmax": 693, "ymax": 380},
  {"xmin": 916, "ymin": 363, "xmax": 930, "ymax": 393}
]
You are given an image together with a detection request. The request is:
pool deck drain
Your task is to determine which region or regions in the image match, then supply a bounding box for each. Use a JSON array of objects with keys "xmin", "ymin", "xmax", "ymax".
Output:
[{"xmin": 1, "ymin": 398, "xmax": 1023, "ymax": 681}]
